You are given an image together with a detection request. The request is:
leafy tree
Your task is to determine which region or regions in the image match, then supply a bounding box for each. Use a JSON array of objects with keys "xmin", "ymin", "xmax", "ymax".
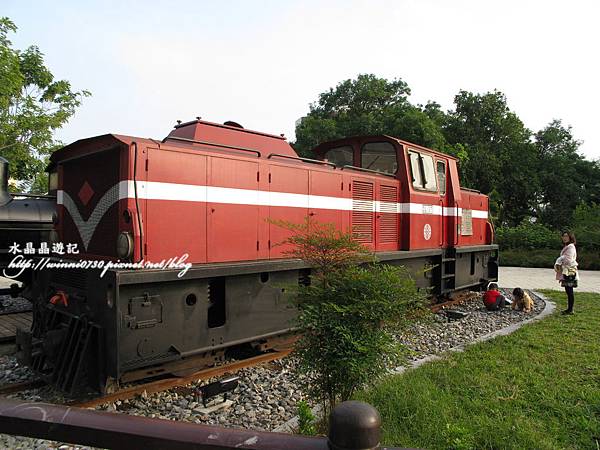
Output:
[
  {"xmin": 294, "ymin": 74, "xmax": 449, "ymax": 157},
  {"xmin": 384, "ymin": 106, "xmax": 448, "ymax": 151},
  {"xmin": 0, "ymin": 17, "xmax": 90, "ymax": 192},
  {"xmin": 275, "ymin": 219, "xmax": 427, "ymax": 420},
  {"xmin": 443, "ymin": 90, "xmax": 539, "ymax": 226},
  {"xmin": 294, "ymin": 75, "xmax": 599, "ymax": 233},
  {"xmin": 534, "ymin": 120, "xmax": 599, "ymax": 229},
  {"xmin": 571, "ymin": 203, "xmax": 600, "ymax": 249}
]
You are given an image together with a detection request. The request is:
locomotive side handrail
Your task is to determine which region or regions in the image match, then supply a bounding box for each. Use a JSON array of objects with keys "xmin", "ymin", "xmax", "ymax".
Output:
[
  {"xmin": 454, "ymin": 201, "xmax": 460, "ymax": 246},
  {"xmin": 163, "ymin": 136, "xmax": 262, "ymax": 158},
  {"xmin": 267, "ymin": 153, "xmax": 336, "ymax": 168},
  {"xmin": 341, "ymin": 165, "xmax": 397, "ymax": 178}
]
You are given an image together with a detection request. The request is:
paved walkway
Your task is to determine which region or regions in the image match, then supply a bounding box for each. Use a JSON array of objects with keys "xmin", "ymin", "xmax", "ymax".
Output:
[{"xmin": 499, "ymin": 267, "xmax": 600, "ymax": 293}]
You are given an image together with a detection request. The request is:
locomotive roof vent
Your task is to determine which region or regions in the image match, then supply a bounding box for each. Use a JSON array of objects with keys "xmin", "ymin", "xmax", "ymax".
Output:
[
  {"xmin": 223, "ymin": 121, "xmax": 244, "ymax": 129},
  {"xmin": 164, "ymin": 117, "xmax": 298, "ymax": 158}
]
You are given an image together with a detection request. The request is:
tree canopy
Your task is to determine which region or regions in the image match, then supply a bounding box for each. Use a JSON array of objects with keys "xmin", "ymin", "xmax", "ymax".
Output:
[
  {"xmin": 0, "ymin": 17, "xmax": 90, "ymax": 192},
  {"xmin": 442, "ymin": 90, "xmax": 538, "ymax": 225},
  {"xmin": 294, "ymin": 74, "xmax": 448, "ymax": 157},
  {"xmin": 294, "ymin": 74, "xmax": 600, "ymax": 230}
]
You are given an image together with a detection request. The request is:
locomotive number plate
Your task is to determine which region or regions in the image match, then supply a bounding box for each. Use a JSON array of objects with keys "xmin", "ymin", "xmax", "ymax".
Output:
[
  {"xmin": 461, "ymin": 209, "xmax": 473, "ymax": 236},
  {"xmin": 422, "ymin": 204, "xmax": 434, "ymax": 215}
]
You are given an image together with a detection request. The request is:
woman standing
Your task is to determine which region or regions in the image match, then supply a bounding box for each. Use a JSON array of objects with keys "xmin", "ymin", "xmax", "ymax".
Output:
[{"xmin": 555, "ymin": 231, "xmax": 578, "ymax": 314}]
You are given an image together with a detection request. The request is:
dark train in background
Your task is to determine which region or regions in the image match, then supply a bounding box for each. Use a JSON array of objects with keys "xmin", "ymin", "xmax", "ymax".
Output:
[
  {"xmin": 3, "ymin": 119, "xmax": 498, "ymax": 392},
  {"xmin": 0, "ymin": 157, "xmax": 54, "ymax": 297}
]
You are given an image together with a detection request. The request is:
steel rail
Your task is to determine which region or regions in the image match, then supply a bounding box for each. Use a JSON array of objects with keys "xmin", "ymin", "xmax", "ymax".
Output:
[
  {"xmin": 430, "ymin": 291, "xmax": 480, "ymax": 313},
  {"xmin": 71, "ymin": 348, "xmax": 293, "ymax": 409},
  {"xmin": 0, "ymin": 379, "xmax": 45, "ymax": 395}
]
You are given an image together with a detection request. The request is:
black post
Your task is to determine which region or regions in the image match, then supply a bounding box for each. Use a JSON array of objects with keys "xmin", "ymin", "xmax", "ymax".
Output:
[{"xmin": 328, "ymin": 401, "xmax": 381, "ymax": 450}]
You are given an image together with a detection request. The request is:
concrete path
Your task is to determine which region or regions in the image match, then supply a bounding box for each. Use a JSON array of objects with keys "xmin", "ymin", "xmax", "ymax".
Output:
[{"xmin": 499, "ymin": 267, "xmax": 600, "ymax": 293}]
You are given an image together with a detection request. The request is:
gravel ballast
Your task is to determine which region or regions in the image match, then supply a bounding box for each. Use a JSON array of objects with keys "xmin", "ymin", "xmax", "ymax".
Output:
[
  {"xmin": 0, "ymin": 294, "xmax": 32, "ymax": 315},
  {"xmin": 0, "ymin": 290, "xmax": 546, "ymax": 448},
  {"xmin": 396, "ymin": 289, "xmax": 545, "ymax": 362}
]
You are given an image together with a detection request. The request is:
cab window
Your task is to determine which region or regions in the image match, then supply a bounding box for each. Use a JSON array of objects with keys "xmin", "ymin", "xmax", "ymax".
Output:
[
  {"xmin": 323, "ymin": 145, "xmax": 353, "ymax": 167},
  {"xmin": 48, "ymin": 171, "xmax": 58, "ymax": 192},
  {"xmin": 437, "ymin": 161, "xmax": 446, "ymax": 195},
  {"xmin": 408, "ymin": 149, "xmax": 438, "ymax": 192},
  {"xmin": 409, "ymin": 151, "xmax": 423, "ymax": 187},
  {"xmin": 422, "ymin": 155, "xmax": 437, "ymax": 190},
  {"xmin": 361, "ymin": 142, "xmax": 397, "ymax": 174}
]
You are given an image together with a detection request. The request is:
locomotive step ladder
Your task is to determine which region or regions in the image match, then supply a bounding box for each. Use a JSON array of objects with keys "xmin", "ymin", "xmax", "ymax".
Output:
[{"xmin": 439, "ymin": 248, "xmax": 456, "ymax": 295}]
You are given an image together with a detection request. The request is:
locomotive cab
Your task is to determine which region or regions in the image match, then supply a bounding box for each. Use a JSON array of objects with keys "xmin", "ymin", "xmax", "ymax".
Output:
[
  {"xmin": 314, "ymin": 136, "xmax": 454, "ymax": 251},
  {"xmin": 314, "ymin": 135, "xmax": 497, "ymax": 293}
]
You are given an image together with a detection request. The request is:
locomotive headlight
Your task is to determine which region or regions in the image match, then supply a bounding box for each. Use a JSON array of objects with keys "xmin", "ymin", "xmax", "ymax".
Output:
[{"xmin": 117, "ymin": 232, "xmax": 133, "ymax": 259}]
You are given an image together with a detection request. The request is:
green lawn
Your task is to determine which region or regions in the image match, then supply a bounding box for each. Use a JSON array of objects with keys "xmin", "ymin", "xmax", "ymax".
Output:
[{"xmin": 356, "ymin": 291, "xmax": 600, "ymax": 450}]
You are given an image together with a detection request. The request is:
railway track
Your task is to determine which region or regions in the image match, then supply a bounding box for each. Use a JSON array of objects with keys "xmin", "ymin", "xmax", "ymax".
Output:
[
  {"xmin": 0, "ymin": 296, "xmax": 480, "ymax": 404},
  {"xmin": 70, "ymin": 347, "xmax": 294, "ymax": 408},
  {"xmin": 0, "ymin": 379, "xmax": 45, "ymax": 395},
  {"xmin": 431, "ymin": 291, "xmax": 480, "ymax": 313},
  {"xmin": 0, "ymin": 346, "xmax": 294, "ymax": 408}
]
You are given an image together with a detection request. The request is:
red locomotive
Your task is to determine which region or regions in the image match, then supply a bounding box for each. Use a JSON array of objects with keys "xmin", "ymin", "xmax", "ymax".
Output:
[{"xmin": 17, "ymin": 119, "xmax": 498, "ymax": 392}]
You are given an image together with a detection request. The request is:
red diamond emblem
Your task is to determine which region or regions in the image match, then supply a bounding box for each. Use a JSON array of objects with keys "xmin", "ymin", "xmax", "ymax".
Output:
[{"xmin": 78, "ymin": 181, "xmax": 94, "ymax": 206}]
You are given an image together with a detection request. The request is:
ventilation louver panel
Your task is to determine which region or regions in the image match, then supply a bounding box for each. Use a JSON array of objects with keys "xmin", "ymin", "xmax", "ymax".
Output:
[
  {"xmin": 352, "ymin": 181, "xmax": 374, "ymax": 244},
  {"xmin": 379, "ymin": 185, "xmax": 398, "ymax": 243}
]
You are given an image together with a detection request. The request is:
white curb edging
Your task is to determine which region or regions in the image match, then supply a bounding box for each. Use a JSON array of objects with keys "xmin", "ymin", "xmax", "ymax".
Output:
[{"xmin": 273, "ymin": 292, "xmax": 556, "ymax": 433}]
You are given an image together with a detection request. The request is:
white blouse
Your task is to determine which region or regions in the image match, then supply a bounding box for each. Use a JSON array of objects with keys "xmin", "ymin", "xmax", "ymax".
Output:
[{"xmin": 555, "ymin": 243, "xmax": 578, "ymax": 281}]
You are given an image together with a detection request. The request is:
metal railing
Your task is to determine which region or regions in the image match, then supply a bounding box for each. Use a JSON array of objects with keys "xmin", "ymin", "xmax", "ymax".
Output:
[{"xmin": 0, "ymin": 398, "xmax": 408, "ymax": 449}]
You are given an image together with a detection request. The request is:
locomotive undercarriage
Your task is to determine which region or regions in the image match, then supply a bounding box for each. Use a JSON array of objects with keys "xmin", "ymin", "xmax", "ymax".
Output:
[{"xmin": 16, "ymin": 245, "xmax": 498, "ymax": 393}]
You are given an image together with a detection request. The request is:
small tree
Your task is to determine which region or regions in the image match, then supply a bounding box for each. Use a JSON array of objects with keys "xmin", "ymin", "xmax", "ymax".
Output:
[
  {"xmin": 274, "ymin": 218, "xmax": 427, "ymax": 419},
  {"xmin": 0, "ymin": 17, "xmax": 90, "ymax": 192}
]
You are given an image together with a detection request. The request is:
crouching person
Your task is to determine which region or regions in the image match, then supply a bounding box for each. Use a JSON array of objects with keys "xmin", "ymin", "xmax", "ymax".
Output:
[
  {"xmin": 483, "ymin": 282, "xmax": 507, "ymax": 311},
  {"xmin": 512, "ymin": 287, "xmax": 534, "ymax": 313}
]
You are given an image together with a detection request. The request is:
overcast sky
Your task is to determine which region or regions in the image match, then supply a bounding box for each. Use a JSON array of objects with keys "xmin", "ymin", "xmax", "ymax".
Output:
[{"xmin": 4, "ymin": 0, "xmax": 599, "ymax": 160}]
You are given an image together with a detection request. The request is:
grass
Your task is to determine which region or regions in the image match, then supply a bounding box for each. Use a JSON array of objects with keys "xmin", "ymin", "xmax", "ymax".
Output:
[{"xmin": 356, "ymin": 291, "xmax": 600, "ymax": 449}]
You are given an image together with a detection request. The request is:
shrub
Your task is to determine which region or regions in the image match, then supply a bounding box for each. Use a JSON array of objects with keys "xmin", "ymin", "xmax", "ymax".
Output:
[
  {"xmin": 296, "ymin": 400, "xmax": 316, "ymax": 436},
  {"xmin": 294, "ymin": 263, "xmax": 426, "ymax": 410},
  {"xmin": 496, "ymin": 204, "xmax": 600, "ymax": 269},
  {"xmin": 273, "ymin": 218, "xmax": 427, "ymax": 418},
  {"xmin": 572, "ymin": 203, "xmax": 600, "ymax": 249},
  {"xmin": 496, "ymin": 204, "xmax": 600, "ymax": 252},
  {"xmin": 496, "ymin": 220, "xmax": 558, "ymax": 249},
  {"xmin": 499, "ymin": 248, "xmax": 600, "ymax": 270}
]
